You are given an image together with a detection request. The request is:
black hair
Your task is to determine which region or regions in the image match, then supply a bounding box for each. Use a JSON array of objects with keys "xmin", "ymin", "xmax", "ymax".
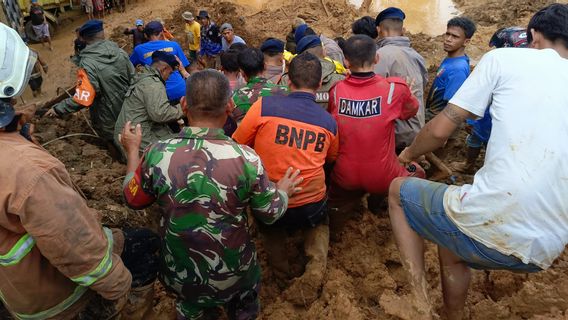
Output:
[
  {"xmin": 229, "ymin": 42, "xmax": 248, "ymax": 52},
  {"xmin": 352, "ymin": 16, "xmax": 378, "ymax": 39},
  {"xmin": 335, "ymin": 36, "xmax": 347, "ymax": 52},
  {"xmin": 343, "ymin": 35, "xmax": 377, "ymax": 68},
  {"xmin": 237, "ymin": 48, "xmax": 265, "ymax": 78},
  {"xmin": 447, "ymin": 17, "xmax": 477, "ymax": 39},
  {"xmin": 527, "ymin": 3, "xmax": 568, "ymax": 48},
  {"xmin": 289, "ymin": 52, "xmax": 321, "ymax": 90},
  {"xmin": 186, "ymin": 70, "xmax": 231, "ymax": 117},
  {"xmin": 220, "ymin": 49, "xmax": 240, "ymax": 72}
]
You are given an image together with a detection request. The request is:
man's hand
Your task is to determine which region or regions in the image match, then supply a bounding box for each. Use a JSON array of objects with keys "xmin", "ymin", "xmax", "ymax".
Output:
[
  {"xmin": 175, "ymin": 56, "xmax": 190, "ymax": 79},
  {"xmin": 398, "ymin": 147, "xmax": 415, "ymax": 166},
  {"xmin": 119, "ymin": 121, "xmax": 142, "ymax": 155},
  {"xmin": 44, "ymin": 107, "xmax": 59, "ymax": 118},
  {"xmin": 276, "ymin": 167, "xmax": 303, "ymax": 198}
]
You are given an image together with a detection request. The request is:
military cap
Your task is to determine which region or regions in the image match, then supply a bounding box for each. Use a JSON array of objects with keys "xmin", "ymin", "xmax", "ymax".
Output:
[
  {"xmin": 152, "ymin": 51, "xmax": 180, "ymax": 69},
  {"xmin": 294, "ymin": 24, "xmax": 309, "ymax": 44},
  {"xmin": 375, "ymin": 7, "xmax": 406, "ymax": 26},
  {"xmin": 79, "ymin": 20, "xmax": 104, "ymax": 37},
  {"xmin": 296, "ymin": 35, "xmax": 321, "ymax": 54},
  {"xmin": 260, "ymin": 38, "xmax": 284, "ymax": 53}
]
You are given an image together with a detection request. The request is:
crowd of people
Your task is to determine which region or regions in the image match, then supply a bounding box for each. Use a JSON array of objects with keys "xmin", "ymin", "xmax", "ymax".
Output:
[{"xmin": 1, "ymin": 2, "xmax": 568, "ymax": 320}]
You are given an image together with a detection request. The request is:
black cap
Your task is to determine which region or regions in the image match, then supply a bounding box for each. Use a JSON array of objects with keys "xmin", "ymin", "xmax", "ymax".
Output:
[
  {"xmin": 375, "ymin": 7, "xmax": 406, "ymax": 26},
  {"xmin": 79, "ymin": 19, "xmax": 104, "ymax": 37},
  {"xmin": 198, "ymin": 10, "xmax": 209, "ymax": 18},
  {"xmin": 260, "ymin": 38, "xmax": 285, "ymax": 53},
  {"xmin": 152, "ymin": 51, "xmax": 180, "ymax": 69}
]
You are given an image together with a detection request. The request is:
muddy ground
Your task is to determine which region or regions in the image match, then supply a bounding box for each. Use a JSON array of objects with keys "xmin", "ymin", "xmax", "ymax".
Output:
[{"xmin": 23, "ymin": 0, "xmax": 568, "ymax": 318}]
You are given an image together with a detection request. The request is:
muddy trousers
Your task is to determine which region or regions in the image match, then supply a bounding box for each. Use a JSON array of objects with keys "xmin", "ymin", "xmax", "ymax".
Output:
[{"xmin": 261, "ymin": 199, "xmax": 330, "ymax": 305}]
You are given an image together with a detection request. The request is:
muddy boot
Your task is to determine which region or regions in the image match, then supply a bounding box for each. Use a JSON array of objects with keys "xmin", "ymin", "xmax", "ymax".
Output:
[
  {"xmin": 284, "ymin": 223, "xmax": 329, "ymax": 306},
  {"xmin": 120, "ymin": 283, "xmax": 155, "ymax": 320},
  {"xmin": 261, "ymin": 226, "xmax": 290, "ymax": 287}
]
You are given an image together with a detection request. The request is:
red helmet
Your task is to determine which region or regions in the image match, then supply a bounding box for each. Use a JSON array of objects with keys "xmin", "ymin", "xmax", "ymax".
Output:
[{"xmin": 489, "ymin": 27, "xmax": 529, "ymax": 48}]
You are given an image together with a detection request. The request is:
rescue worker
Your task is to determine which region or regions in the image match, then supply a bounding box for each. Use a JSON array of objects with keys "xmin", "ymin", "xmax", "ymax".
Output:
[
  {"xmin": 231, "ymin": 47, "xmax": 288, "ymax": 125},
  {"xmin": 114, "ymin": 51, "xmax": 185, "ymax": 156},
  {"xmin": 374, "ymin": 7, "xmax": 428, "ymax": 150},
  {"xmin": 233, "ymin": 52, "xmax": 339, "ymax": 305},
  {"xmin": 130, "ymin": 20, "xmax": 191, "ymax": 104},
  {"xmin": 197, "ymin": 10, "xmax": 222, "ymax": 68},
  {"xmin": 47, "ymin": 20, "xmax": 135, "ymax": 156},
  {"xmin": 0, "ymin": 22, "xmax": 133, "ymax": 319},
  {"xmin": 123, "ymin": 19, "xmax": 146, "ymax": 49},
  {"xmin": 220, "ymin": 23, "xmax": 246, "ymax": 52},
  {"xmin": 281, "ymin": 35, "xmax": 344, "ymax": 109},
  {"xmin": 260, "ymin": 38, "xmax": 286, "ymax": 84},
  {"xmin": 426, "ymin": 17, "xmax": 477, "ymax": 120},
  {"xmin": 327, "ymin": 35, "xmax": 424, "ymax": 235},
  {"xmin": 120, "ymin": 70, "xmax": 302, "ymax": 319},
  {"xmin": 182, "ymin": 11, "xmax": 201, "ymax": 62}
]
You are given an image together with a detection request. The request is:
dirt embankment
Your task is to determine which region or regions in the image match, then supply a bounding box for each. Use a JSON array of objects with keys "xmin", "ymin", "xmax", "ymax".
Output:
[{"xmin": 27, "ymin": 0, "xmax": 568, "ymax": 319}]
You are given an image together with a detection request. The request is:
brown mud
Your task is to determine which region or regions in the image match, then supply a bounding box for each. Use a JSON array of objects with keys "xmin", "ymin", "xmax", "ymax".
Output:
[{"xmin": 24, "ymin": 0, "xmax": 568, "ymax": 318}]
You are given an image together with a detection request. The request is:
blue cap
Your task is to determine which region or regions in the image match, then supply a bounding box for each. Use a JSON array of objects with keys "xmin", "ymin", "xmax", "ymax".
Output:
[
  {"xmin": 135, "ymin": 19, "xmax": 143, "ymax": 26},
  {"xmin": 296, "ymin": 35, "xmax": 321, "ymax": 54},
  {"xmin": 260, "ymin": 38, "xmax": 284, "ymax": 53},
  {"xmin": 0, "ymin": 104, "xmax": 15, "ymax": 129},
  {"xmin": 152, "ymin": 51, "xmax": 180, "ymax": 69},
  {"xmin": 294, "ymin": 24, "xmax": 309, "ymax": 44},
  {"xmin": 375, "ymin": 7, "xmax": 406, "ymax": 26},
  {"xmin": 79, "ymin": 20, "xmax": 104, "ymax": 37},
  {"xmin": 144, "ymin": 21, "xmax": 163, "ymax": 35}
]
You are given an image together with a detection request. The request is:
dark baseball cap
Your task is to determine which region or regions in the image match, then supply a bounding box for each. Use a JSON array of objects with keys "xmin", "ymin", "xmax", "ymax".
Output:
[
  {"xmin": 144, "ymin": 21, "xmax": 164, "ymax": 35},
  {"xmin": 260, "ymin": 38, "xmax": 285, "ymax": 53},
  {"xmin": 152, "ymin": 51, "xmax": 180, "ymax": 69},
  {"xmin": 198, "ymin": 10, "xmax": 209, "ymax": 18},
  {"xmin": 375, "ymin": 7, "xmax": 406, "ymax": 26}
]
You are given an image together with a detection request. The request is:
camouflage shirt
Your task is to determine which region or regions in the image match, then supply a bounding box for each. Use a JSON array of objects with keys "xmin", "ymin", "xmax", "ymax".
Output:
[
  {"xmin": 231, "ymin": 76, "xmax": 288, "ymax": 123},
  {"xmin": 122, "ymin": 127, "xmax": 288, "ymax": 306}
]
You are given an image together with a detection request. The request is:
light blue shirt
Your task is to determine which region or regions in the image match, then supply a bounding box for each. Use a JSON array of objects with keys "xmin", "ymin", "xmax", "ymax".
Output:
[{"xmin": 221, "ymin": 35, "xmax": 246, "ymax": 52}]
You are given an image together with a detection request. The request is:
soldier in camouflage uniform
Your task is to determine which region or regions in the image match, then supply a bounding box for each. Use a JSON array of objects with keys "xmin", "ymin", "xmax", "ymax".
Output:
[
  {"xmin": 120, "ymin": 70, "xmax": 302, "ymax": 319},
  {"xmin": 231, "ymin": 47, "xmax": 288, "ymax": 125}
]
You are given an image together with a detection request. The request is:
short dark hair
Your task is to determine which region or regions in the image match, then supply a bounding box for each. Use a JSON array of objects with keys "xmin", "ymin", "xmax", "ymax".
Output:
[
  {"xmin": 237, "ymin": 48, "xmax": 264, "ymax": 78},
  {"xmin": 289, "ymin": 52, "xmax": 321, "ymax": 90},
  {"xmin": 185, "ymin": 70, "xmax": 231, "ymax": 117},
  {"xmin": 343, "ymin": 35, "xmax": 377, "ymax": 68},
  {"xmin": 220, "ymin": 50, "xmax": 239, "ymax": 72},
  {"xmin": 352, "ymin": 16, "xmax": 378, "ymax": 39},
  {"xmin": 335, "ymin": 37, "xmax": 346, "ymax": 52},
  {"xmin": 229, "ymin": 42, "xmax": 248, "ymax": 52},
  {"xmin": 447, "ymin": 17, "xmax": 477, "ymax": 39},
  {"xmin": 527, "ymin": 3, "xmax": 568, "ymax": 48}
]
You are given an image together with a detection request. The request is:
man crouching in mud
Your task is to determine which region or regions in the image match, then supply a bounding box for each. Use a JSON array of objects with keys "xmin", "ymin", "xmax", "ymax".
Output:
[{"xmin": 387, "ymin": 4, "xmax": 568, "ymax": 319}]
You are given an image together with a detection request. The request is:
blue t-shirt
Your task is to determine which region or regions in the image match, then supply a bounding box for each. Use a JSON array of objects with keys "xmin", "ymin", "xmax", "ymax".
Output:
[
  {"xmin": 221, "ymin": 35, "xmax": 246, "ymax": 52},
  {"xmin": 130, "ymin": 40, "xmax": 190, "ymax": 102},
  {"xmin": 467, "ymin": 108, "xmax": 492, "ymax": 143},
  {"xmin": 426, "ymin": 55, "xmax": 470, "ymax": 116}
]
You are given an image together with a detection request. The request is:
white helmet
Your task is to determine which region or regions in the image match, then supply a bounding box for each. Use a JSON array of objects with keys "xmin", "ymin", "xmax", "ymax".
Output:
[{"xmin": 0, "ymin": 22, "xmax": 37, "ymax": 99}]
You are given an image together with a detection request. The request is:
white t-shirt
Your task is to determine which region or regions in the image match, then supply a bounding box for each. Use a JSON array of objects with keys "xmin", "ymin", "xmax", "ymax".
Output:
[{"xmin": 445, "ymin": 48, "xmax": 568, "ymax": 269}]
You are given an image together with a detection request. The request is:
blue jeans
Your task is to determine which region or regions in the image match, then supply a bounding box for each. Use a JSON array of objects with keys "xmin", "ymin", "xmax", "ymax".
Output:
[{"xmin": 399, "ymin": 178, "xmax": 541, "ymax": 272}]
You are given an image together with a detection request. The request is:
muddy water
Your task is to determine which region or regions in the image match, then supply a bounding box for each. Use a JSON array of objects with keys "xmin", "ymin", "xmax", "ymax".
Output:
[
  {"xmin": 236, "ymin": 0, "xmax": 458, "ymax": 36},
  {"xmin": 351, "ymin": 0, "xmax": 458, "ymax": 35}
]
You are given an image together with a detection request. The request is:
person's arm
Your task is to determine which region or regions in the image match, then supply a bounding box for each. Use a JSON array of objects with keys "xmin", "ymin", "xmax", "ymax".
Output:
[
  {"xmin": 232, "ymin": 99, "xmax": 262, "ymax": 146},
  {"xmin": 17, "ymin": 165, "xmax": 131, "ymax": 300},
  {"xmin": 399, "ymin": 51, "xmax": 499, "ymax": 163},
  {"xmin": 326, "ymin": 129, "xmax": 339, "ymax": 163},
  {"xmin": 373, "ymin": 50, "xmax": 392, "ymax": 77},
  {"xmin": 194, "ymin": 24, "xmax": 201, "ymax": 47},
  {"xmin": 48, "ymin": 66, "xmax": 100, "ymax": 116},
  {"xmin": 120, "ymin": 122, "xmax": 158, "ymax": 209},
  {"xmin": 124, "ymin": 28, "xmax": 134, "ymax": 35},
  {"xmin": 145, "ymin": 87, "xmax": 184, "ymax": 123},
  {"xmin": 397, "ymin": 81, "xmax": 419, "ymax": 120}
]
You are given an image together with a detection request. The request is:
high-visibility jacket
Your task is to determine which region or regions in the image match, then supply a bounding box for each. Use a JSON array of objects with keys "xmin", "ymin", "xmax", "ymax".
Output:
[{"xmin": 0, "ymin": 132, "xmax": 131, "ymax": 319}]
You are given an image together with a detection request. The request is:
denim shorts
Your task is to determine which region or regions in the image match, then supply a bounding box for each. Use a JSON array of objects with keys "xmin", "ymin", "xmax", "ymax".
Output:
[{"xmin": 399, "ymin": 178, "xmax": 541, "ymax": 272}]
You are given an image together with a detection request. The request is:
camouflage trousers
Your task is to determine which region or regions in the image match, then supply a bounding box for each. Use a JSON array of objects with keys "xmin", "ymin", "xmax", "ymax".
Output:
[{"xmin": 171, "ymin": 263, "xmax": 261, "ymax": 320}]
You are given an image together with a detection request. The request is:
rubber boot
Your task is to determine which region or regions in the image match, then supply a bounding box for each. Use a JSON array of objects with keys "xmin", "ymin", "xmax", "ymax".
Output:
[
  {"xmin": 262, "ymin": 227, "xmax": 290, "ymax": 287},
  {"xmin": 120, "ymin": 283, "xmax": 155, "ymax": 320},
  {"xmin": 284, "ymin": 223, "xmax": 329, "ymax": 306}
]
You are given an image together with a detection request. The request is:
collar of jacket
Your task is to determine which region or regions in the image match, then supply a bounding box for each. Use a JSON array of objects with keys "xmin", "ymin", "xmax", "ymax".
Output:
[
  {"xmin": 288, "ymin": 91, "xmax": 316, "ymax": 101},
  {"xmin": 247, "ymin": 76, "xmax": 269, "ymax": 86},
  {"xmin": 177, "ymin": 127, "xmax": 229, "ymax": 140},
  {"xmin": 376, "ymin": 36, "xmax": 411, "ymax": 49},
  {"xmin": 145, "ymin": 65, "xmax": 166, "ymax": 84}
]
